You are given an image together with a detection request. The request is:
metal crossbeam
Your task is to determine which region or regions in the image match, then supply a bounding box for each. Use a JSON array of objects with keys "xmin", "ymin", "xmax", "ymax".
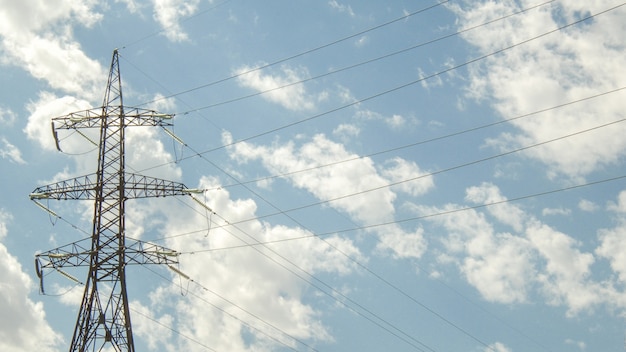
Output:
[{"xmin": 30, "ymin": 173, "xmax": 193, "ymax": 200}]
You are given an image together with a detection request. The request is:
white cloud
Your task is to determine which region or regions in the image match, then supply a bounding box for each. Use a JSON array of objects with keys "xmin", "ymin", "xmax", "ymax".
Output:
[
  {"xmin": 223, "ymin": 131, "xmax": 429, "ymax": 259},
  {"xmin": 565, "ymin": 338, "xmax": 587, "ymax": 350},
  {"xmin": 24, "ymin": 92, "xmax": 93, "ymax": 151},
  {"xmin": 142, "ymin": 175, "xmax": 360, "ymax": 350},
  {"xmin": 0, "ymin": 0, "xmax": 104, "ymax": 99},
  {"xmin": 152, "ymin": 0, "xmax": 201, "ymax": 42},
  {"xmin": 355, "ymin": 35, "xmax": 369, "ymax": 47},
  {"xmin": 0, "ymin": 137, "xmax": 26, "ymax": 164},
  {"xmin": 596, "ymin": 191, "xmax": 626, "ymax": 284},
  {"xmin": 0, "ymin": 209, "xmax": 62, "ymax": 351},
  {"xmin": 381, "ymin": 157, "xmax": 434, "ymax": 197},
  {"xmin": 234, "ymin": 64, "xmax": 317, "ymax": 111},
  {"xmin": 542, "ymin": 207, "xmax": 571, "ymax": 216},
  {"xmin": 465, "ymin": 182, "xmax": 525, "ymax": 232},
  {"xmin": 131, "ymin": 301, "xmax": 175, "ymax": 351},
  {"xmin": 578, "ymin": 199, "xmax": 598, "ymax": 212},
  {"xmin": 385, "ymin": 114, "xmax": 406, "ymax": 129},
  {"xmin": 332, "ymin": 123, "xmax": 360, "ymax": 140},
  {"xmin": 328, "ymin": 0, "xmax": 355, "ymax": 17},
  {"xmin": 485, "ymin": 342, "xmax": 512, "ymax": 352},
  {"xmin": 0, "ymin": 106, "xmax": 16, "ymax": 125},
  {"xmin": 526, "ymin": 220, "xmax": 601, "ymax": 316},
  {"xmin": 416, "ymin": 182, "xmax": 625, "ymax": 314},
  {"xmin": 419, "ymin": 202, "xmax": 534, "ymax": 304},
  {"xmin": 452, "ymin": 1, "xmax": 626, "ymax": 179}
]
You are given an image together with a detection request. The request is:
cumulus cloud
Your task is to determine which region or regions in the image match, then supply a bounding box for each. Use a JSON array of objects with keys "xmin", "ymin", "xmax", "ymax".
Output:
[
  {"xmin": 0, "ymin": 210, "xmax": 62, "ymax": 351},
  {"xmin": 24, "ymin": 92, "xmax": 93, "ymax": 151},
  {"xmin": 234, "ymin": 64, "xmax": 319, "ymax": 111},
  {"xmin": 0, "ymin": 137, "xmax": 26, "ymax": 164},
  {"xmin": 451, "ymin": 1, "xmax": 626, "ymax": 180},
  {"xmin": 415, "ymin": 182, "xmax": 626, "ymax": 315},
  {"xmin": 139, "ymin": 175, "xmax": 362, "ymax": 350},
  {"xmin": 223, "ymin": 131, "xmax": 429, "ymax": 259},
  {"xmin": 328, "ymin": 0, "xmax": 355, "ymax": 17},
  {"xmin": 151, "ymin": 0, "xmax": 201, "ymax": 42},
  {"xmin": 0, "ymin": 0, "xmax": 104, "ymax": 100},
  {"xmin": 485, "ymin": 342, "xmax": 512, "ymax": 352}
]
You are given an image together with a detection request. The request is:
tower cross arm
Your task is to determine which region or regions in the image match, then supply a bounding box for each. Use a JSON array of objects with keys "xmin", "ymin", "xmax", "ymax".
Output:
[
  {"xmin": 52, "ymin": 107, "xmax": 174, "ymax": 130},
  {"xmin": 30, "ymin": 173, "xmax": 198, "ymax": 200},
  {"xmin": 30, "ymin": 174, "xmax": 98, "ymax": 200},
  {"xmin": 36, "ymin": 237, "xmax": 179, "ymax": 271}
]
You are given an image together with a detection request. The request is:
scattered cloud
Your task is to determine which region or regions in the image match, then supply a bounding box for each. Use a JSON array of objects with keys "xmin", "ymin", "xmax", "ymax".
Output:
[
  {"xmin": 565, "ymin": 338, "xmax": 587, "ymax": 350},
  {"xmin": 381, "ymin": 157, "xmax": 434, "ymax": 197},
  {"xmin": 485, "ymin": 342, "xmax": 513, "ymax": 352},
  {"xmin": 542, "ymin": 207, "xmax": 571, "ymax": 216},
  {"xmin": 0, "ymin": 137, "xmax": 26, "ymax": 164},
  {"xmin": 24, "ymin": 92, "xmax": 93, "ymax": 151},
  {"xmin": 0, "ymin": 210, "xmax": 62, "ymax": 351},
  {"xmin": 355, "ymin": 35, "xmax": 369, "ymax": 47},
  {"xmin": 328, "ymin": 0, "xmax": 355, "ymax": 17},
  {"xmin": 151, "ymin": 0, "xmax": 201, "ymax": 42},
  {"xmin": 146, "ymin": 175, "xmax": 360, "ymax": 350},
  {"xmin": 234, "ymin": 64, "xmax": 318, "ymax": 111},
  {"xmin": 332, "ymin": 123, "xmax": 360, "ymax": 140},
  {"xmin": 223, "ymin": 131, "xmax": 430, "ymax": 259},
  {"xmin": 0, "ymin": 106, "xmax": 16, "ymax": 125},
  {"xmin": 0, "ymin": 0, "xmax": 104, "ymax": 100},
  {"xmin": 578, "ymin": 199, "xmax": 599, "ymax": 212},
  {"xmin": 416, "ymin": 182, "xmax": 626, "ymax": 315},
  {"xmin": 452, "ymin": 1, "xmax": 626, "ymax": 180}
]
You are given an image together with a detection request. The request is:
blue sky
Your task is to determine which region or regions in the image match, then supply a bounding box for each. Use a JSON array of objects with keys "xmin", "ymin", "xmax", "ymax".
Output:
[{"xmin": 1, "ymin": 0, "xmax": 626, "ymax": 351}]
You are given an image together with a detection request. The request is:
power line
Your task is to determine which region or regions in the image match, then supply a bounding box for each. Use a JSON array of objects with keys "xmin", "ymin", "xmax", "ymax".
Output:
[
  {"xmin": 119, "ymin": 0, "xmax": 235, "ymax": 50},
  {"xmin": 130, "ymin": 306, "xmax": 218, "ymax": 352},
  {"xmin": 177, "ymin": 174, "xmax": 626, "ymax": 252},
  {"xmin": 173, "ymin": 0, "xmax": 557, "ymax": 115},
  {"xmin": 136, "ymin": 2, "xmax": 624, "ymax": 175},
  {"xmin": 174, "ymin": 115, "xmax": 626, "ymax": 231},
  {"xmin": 197, "ymin": 85, "xmax": 626, "ymax": 192},
  {"xmin": 141, "ymin": 265, "xmax": 314, "ymax": 352},
  {"xmin": 137, "ymin": 0, "xmax": 451, "ymax": 107}
]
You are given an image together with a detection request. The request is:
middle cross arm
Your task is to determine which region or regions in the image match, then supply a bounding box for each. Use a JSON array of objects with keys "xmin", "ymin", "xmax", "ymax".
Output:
[{"xmin": 30, "ymin": 173, "xmax": 197, "ymax": 200}]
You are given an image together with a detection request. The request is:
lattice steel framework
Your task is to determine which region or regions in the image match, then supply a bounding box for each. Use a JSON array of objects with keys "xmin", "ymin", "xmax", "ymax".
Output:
[{"xmin": 31, "ymin": 49, "xmax": 194, "ymax": 351}]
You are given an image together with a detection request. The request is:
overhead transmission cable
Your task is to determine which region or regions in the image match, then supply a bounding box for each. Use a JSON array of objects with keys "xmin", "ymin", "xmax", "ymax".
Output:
[
  {"xmin": 136, "ymin": 1, "xmax": 624, "ymax": 175},
  {"xmin": 175, "ymin": 173, "xmax": 626, "ymax": 253},
  {"xmin": 198, "ymin": 85, "xmax": 626, "ymax": 192},
  {"xmin": 141, "ymin": 265, "xmax": 315, "ymax": 352},
  {"xmin": 206, "ymin": 115, "xmax": 626, "ymax": 226},
  {"xmin": 41, "ymin": 5, "xmax": 621, "ymax": 350},
  {"xmin": 130, "ymin": 4, "xmax": 620, "ymax": 350},
  {"xmin": 137, "ymin": 0, "xmax": 451, "ymax": 107},
  {"xmin": 175, "ymin": 0, "xmax": 557, "ymax": 115},
  {"xmin": 144, "ymin": 110, "xmax": 626, "ymax": 352},
  {"xmin": 119, "ymin": 0, "xmax": 234, "ymax": 50}
]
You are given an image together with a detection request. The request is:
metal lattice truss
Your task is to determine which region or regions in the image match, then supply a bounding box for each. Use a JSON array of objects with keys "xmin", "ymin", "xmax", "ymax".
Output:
[
  {"xmin": 36, "ymin": 237, "xmax": 180, "ymax": 270},
  {"xmin": 30, "ymin": 173, "xmax": 195, "ymax": 200},
  {"xmin": 30, "ymin": 49, "xmax": 194, "ymax": 352},
  {"xmin": 52, "ymin": 107, "xmax": 174, "ymax": 129}
]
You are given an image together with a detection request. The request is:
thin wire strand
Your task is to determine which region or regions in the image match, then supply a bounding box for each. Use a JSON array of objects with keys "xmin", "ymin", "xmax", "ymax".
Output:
[
  {"xmin": 136, "ymin": 2, "xmax": 624, "ymax": 175},
  {"xmin": 137, "ymin": 0, "xmax": 451, "ymax": 107},
  {"xmin": 175, "ymin": 0, "xmax": 557, "ymax": 115},
  {"xmin": 141, "ymin": 265, "xmax": 311, "ymax": 352}
]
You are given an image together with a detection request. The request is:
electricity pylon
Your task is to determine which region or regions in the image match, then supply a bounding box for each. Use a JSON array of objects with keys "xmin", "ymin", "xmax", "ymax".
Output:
[{"xmin": 30, "ymin": 49, "xmax": 196, "ymax": 351}]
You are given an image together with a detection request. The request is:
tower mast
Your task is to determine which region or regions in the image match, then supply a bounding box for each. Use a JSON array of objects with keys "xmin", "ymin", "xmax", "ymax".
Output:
[{"xmin": 31, "ymin": 49, "xmax": 196, "ymax": 351}]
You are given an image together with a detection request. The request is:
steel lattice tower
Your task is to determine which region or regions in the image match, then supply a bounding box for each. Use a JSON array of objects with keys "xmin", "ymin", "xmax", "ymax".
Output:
[{"xmin": 30, "ymin": 49, "xmax": 196, "ymax": 351}]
